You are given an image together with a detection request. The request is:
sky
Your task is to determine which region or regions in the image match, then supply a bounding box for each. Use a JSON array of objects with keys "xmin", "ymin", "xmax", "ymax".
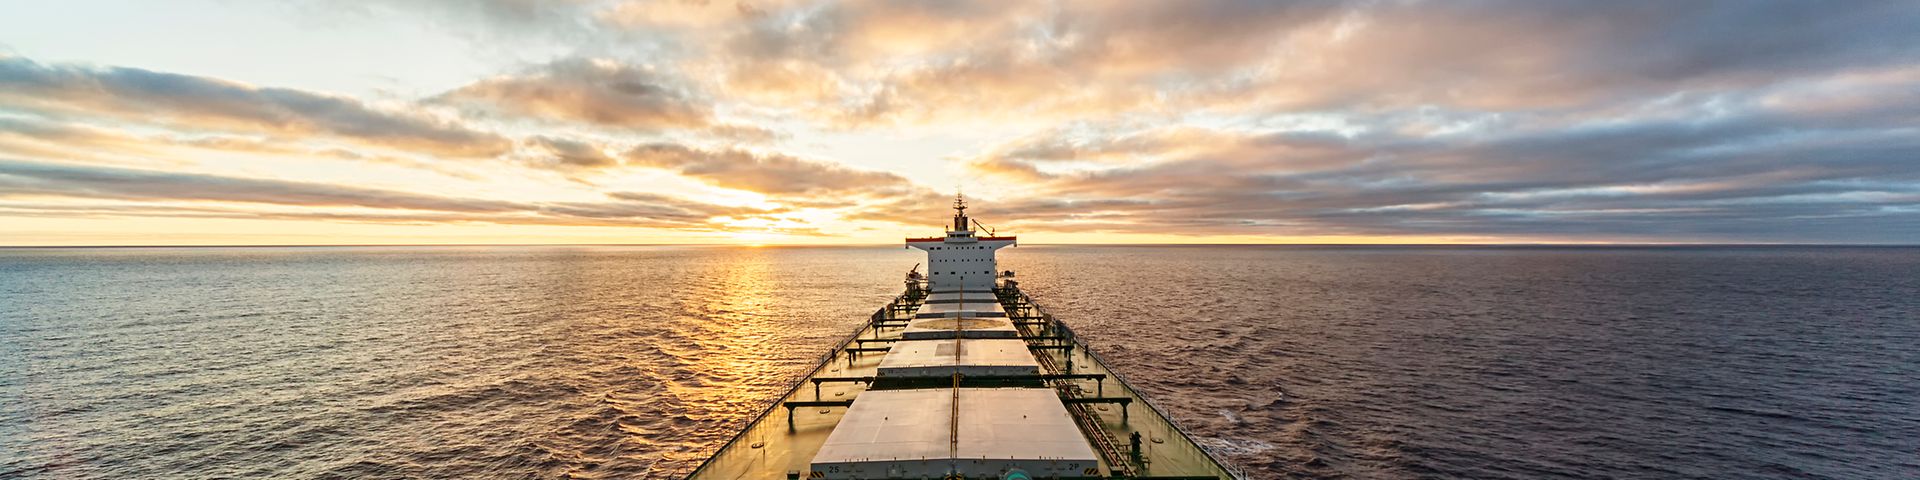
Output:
[{"xmin": 1, "ymin": 0, "xmax": 1917, "ymax": 246}]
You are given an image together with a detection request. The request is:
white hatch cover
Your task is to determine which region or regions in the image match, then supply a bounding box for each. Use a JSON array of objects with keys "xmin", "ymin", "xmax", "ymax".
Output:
[
  {"xmin": 876, "ymin": 338, "xmax": 1039, "ymax": 378},
  {"xmin": 808, "ymin": 388, "xmax": 1099, "ymax": 479}
]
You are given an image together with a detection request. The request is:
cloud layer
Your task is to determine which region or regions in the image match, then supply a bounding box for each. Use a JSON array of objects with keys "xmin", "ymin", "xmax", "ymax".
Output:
[
  {"xmin": 2, "ymin": 1, "xmax": 1918, "ymax": 243},
  {"xmin": 0, "ymin": 56, "xmax": 511, "ymax": 157},
  {"xmin": 0, "ymin": 159, "xmax": 767, "ymax": 228},
  {"xmin": 435, "ymin": 57, "xmax": 711, "ymax": 130}
]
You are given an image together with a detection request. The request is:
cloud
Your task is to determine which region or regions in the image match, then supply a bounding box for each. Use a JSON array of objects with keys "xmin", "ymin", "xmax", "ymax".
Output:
[
  {"xmin": 549, "ymin": 191, "xmax": 774, "ymax": 223},
  {"xmin": 0, "ymin": 115, "xmax": 165, "ymax": 162},
  {"xmin": 968, "ymin": 125, "xmax": 1378, "ymax": 188},
  {"xmin": 1211, "ymin": 1, "xmax": 1920, "ymax": 112},
  {"xmin": 622, "ymin": 143, "xmax": 914, "ymax": 196},
  {"xmin": 0, "ymin": 56, "xmax": 512, "ymax": 157},
  {"xmin": 0, "ymin": 113, "xmax": 500, "ymax": 182},
  {"xmin": 0, "ymin": 159, "xmax": 775, "ymax": 229},
  {"xmin": 705, "ymin": 122, "xmax": 787, "ymax": 144},
  {"xmin": 435, "ymin": 57, "xmax": 712, "ymax": 129},
  {"xmin": 666, "ymin": 0, "xmax": 1920, "ymax": 128},
  {"xmin": 10, "ymin": 1, "xmax": 1920, "ymax": 244},
  {"xmin": 310, "ymin": 1, "xmax": 1920, "ymax": 123},
  {"xmin": 957, "ymin": 96, "xmax": 1920, "ymax": 242},
  {"xmin": 0, "ymin": 158, "xmax": 524, "ymax": 212},
  {"xmin": 677, "ymin": 1, "xmax": 1348, "ymax": 125},
  {"xmin": 522, "ymin": 135, "xmax": 619, "ymax": 170}
]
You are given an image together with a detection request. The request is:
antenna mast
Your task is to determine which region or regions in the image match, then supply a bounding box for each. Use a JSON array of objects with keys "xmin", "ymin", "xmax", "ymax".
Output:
[{"xmin": 951, "ymin": 193, "xmax": 969, "ymax": 232}]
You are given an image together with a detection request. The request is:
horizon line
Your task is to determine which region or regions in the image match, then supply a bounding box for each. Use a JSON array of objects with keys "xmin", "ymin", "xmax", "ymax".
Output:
[{"xmin": 3, "ymin": 242, "xmax": 1917, "ymax": 249}]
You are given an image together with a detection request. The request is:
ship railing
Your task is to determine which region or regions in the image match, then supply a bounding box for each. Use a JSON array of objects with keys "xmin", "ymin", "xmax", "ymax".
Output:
[
  {"xmin": 679, "ymin": 287, "xmax": 921, "ymax": 479},
  {"xmin": 1079, "ymin": 342, "xmax": 1250, "ymax": 480},
  {"xmin": 1005, "ymin": 286, "xmax": 1251, "ymax": 480}
]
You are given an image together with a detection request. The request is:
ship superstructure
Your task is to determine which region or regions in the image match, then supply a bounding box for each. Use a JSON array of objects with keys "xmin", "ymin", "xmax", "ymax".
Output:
[{"xmin": 685, "ymin": 196, "xmax": 1242, "ymax": 479}]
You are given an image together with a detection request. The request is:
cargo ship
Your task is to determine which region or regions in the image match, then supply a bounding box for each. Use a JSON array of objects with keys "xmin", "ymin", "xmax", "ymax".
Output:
[{"xmin": 685, "ymin": 196, "xmax": 1243, "ymax": 479}]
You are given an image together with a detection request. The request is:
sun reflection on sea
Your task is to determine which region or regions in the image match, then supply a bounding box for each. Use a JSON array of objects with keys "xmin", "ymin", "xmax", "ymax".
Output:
[{"xmin": 667, "ymin": 249, "xmax": 788, "ymax": 423}]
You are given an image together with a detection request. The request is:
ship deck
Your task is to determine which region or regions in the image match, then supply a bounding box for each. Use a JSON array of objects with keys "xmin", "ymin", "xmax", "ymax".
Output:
[{"xmin": 682, "ymin": 282, "xmax": 1243, "ymax": 479}]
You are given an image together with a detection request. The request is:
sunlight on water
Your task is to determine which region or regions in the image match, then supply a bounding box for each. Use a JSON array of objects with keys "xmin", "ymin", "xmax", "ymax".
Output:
[{"xmin": 680, "ymin": 251, "xmax": 787, "ymax": 419}]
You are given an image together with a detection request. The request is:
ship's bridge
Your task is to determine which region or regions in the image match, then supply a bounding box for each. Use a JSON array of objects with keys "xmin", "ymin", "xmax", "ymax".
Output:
[{"xmin": 906, "ymin": 195, "xmax": 1015, "ymax": 292}]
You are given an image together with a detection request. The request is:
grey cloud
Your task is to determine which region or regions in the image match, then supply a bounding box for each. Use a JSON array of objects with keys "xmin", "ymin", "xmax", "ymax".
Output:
[
  {"xmin": 0, "ymin": 56, "xmax": 512, "ymax": 157},
  {"xmin": 0, "ymin": 159, "xmax": 771, "ymax": 229},
  {"xmin": 0, "ymin": 115, "xmax": 160, "ymax": 161},
  {"xmin": 0, "ymin": 115, "xmax": 493, "ymax": 179},
  {"xmin": 0, "ymin": 115, "xmax": 107, "ymax": 139},
  {"xmin": 523, "ymin": 135, "xmax": 619, "ymax": 169},
  {"xmin": 0, "ymin": 158, "xmax": 525, "ymax": 212},
  {"xmin": 962, "ymin": 95, "xmax": 1920, "ymax": 242},
  {"xmin": 1350, "ymin": 1, "xmax": 1920, "ymax": 109}
]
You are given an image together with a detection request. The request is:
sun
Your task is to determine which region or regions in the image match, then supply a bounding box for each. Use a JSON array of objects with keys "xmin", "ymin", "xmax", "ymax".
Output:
[{"xmin": 730, "ymin": 230, "xmax": 777, "ymax": 245}]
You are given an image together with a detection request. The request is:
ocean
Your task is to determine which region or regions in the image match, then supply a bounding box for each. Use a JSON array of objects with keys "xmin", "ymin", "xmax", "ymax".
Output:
[{"xmin": 2, "ymin": 245, "xmax": 1915, "ymax": 479}]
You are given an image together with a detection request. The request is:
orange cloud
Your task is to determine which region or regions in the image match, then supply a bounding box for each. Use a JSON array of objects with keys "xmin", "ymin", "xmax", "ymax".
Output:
[
  {"xmin": 435, "ymin": 57, "xmax": 713, "ymax": 130},
  {"xmin": 622, "ymin": 143, "xmax": 914, "ymax": 197}
]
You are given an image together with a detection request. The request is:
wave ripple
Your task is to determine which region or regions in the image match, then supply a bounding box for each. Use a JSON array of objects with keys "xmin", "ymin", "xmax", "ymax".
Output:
[{"xmin": 3, "ymin": 245, "xmax": 1916, "ymax": 479}]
